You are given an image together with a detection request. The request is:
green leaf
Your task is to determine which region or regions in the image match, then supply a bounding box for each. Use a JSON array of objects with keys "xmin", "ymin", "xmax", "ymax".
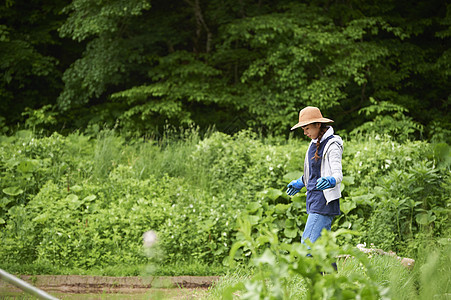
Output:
[
  {"xmin": 71, "ymin": 185, "xmax": 83, "ymax": 192},
  {"xmin": 83, "ymin": 195, "xmax": 97, "ymax": 202},
  {"xmin": 342, "ymin": 176, "xmax": 355, "ymax": 185},
  {"xmin": 352, "ymin": 194, "xmax": 375, "ymax": 205},
  {"xmin": 283, "ymin": 171, "xmax": 302, "ymax": 183},
  {"xmin": 253, "ymin": 248, "xmax": 276, "ymax": 266},
  {"xmin": 248, "ymin": 215, "xmax": 261, "ymax": 226},
  {"xmin": 223, "ymin": 282, "xmax": 245, "ymax": 300},
  {"xmin": 275, "ymin": 203, "xmax": 290, "ymax": 214},
  {"xmin": 66, "ymin": 194, "xmax": 79, "ymax": 202},
  {"xmin": 265, "ymin": 188, "xmax": 283, "ymax": 201},
  {"xmin": 33, "ymin": 213, "xmax": 49, "ymax": 224},
  {"xmin": 340, "ymin": 182, "xmax": 346, "ymax": 192},
  {"xmin": 340, "ymin": 200, "xmax": 356, "ymax": 214},
  {"xmin": 416, "ymin": 213, "xmax": 435, "ymax": 225},
  {"xmin": 66, "ymin": 194, "xmax": 81, "ymax": 210},
  {"xmin": 285, "ymin": 218, "xmax": 296, "ymax": 228},
  {"xmin": 229, "ymin": 241, "xmax": 248, "ymax": 265},
  {"xmin": 256, "ymin": 235, "xmax": 271, "ymax": 245},
  {"xmin": 284, "ymin": 227, "xmax": 298, "ymax": 238},
  {"xmin": 17, "ymin": 160, "xmax": 37, "ymax": 173},
  {"xmin": 246, "ymin": 202, "xmax": 261, "ymax": 213},
  {"xmin": 2, "ymin": 187, "xmax": 24, "ymax": 196}
]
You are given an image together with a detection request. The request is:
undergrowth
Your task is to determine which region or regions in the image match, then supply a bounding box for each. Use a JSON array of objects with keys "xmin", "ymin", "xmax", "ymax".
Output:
[{"xmin": 0, "ymin": 128, "xmax": 449, "ymax": 276}]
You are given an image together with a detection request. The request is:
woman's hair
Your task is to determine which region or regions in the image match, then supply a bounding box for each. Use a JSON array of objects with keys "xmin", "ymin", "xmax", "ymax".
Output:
[{"xmin": 312, "ymin": 123, "xmax": 329, "ymax": 161}]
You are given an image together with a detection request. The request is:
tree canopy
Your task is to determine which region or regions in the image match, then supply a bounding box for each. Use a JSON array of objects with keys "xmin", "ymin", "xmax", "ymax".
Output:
[{"xmin": 1, "ymin": 0, "xmax": 450, "ymax": 138}]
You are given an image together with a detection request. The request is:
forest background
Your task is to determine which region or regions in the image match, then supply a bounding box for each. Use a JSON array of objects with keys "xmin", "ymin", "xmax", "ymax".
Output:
[
  {"xmin": 0, "ymin": 1, "xmax": 450, "ymax": 297},
  {"xmin": 1, "ymin": 0, "xmax": 450, "ymax": 137}
]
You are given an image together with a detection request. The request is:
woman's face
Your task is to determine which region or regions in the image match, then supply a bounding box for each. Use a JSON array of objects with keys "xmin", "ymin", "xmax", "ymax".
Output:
[{"xmin": 301, "ymin": 123, "xmax": 322, "ymax": 139}]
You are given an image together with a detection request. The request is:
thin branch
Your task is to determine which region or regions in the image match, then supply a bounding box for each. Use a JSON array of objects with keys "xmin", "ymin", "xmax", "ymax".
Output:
[{"xmin": 184, "ymin": 0, "xmax": 212, "ymax": 53}]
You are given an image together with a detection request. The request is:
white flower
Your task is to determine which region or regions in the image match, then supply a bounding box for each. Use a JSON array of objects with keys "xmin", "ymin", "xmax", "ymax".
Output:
[{"xmin": 143, "ymin": 230, "xmax": 158, "ymax": 248}]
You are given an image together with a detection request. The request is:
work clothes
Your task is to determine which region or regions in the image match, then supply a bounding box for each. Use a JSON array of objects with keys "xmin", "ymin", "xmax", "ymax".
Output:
[
  {"xmin": 301, "ymin": 212, "xmax": 334, "ymax": 244},
  {"xmin": 305, "ymin": 134, "xmax": 340, "ymax": 215},
  {"xmin": 303, "ymin": 126, "xmax": 343, "ymax": 205}
]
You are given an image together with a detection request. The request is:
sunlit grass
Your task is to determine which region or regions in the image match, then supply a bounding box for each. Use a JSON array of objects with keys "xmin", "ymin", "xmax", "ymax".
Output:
[
  {"xmin": 339, "ymin": 255, "xmax": 418, "ymax": 300},
  {"xmin": 203, "ymin": 267, "xmax": 308, "ymax": 299},
  {"xmin": 0, "ymin": 261, "xmax": 225, "ymax": 277},
  {"xmin": 204, "ymin": 243, "xmax": 451, "ymax": 299}
]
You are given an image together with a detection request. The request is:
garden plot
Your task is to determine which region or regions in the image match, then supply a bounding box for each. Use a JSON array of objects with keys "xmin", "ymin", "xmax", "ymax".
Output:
[{"xmin": 0, "ymin": 275, "xmax": 219, "ymax": 299}]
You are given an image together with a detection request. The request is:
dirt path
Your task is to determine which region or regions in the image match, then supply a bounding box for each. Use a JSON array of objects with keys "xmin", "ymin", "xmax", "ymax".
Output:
[{"xmin": 0, "ymin": 275, "xmax": 219, "ymax": 299}]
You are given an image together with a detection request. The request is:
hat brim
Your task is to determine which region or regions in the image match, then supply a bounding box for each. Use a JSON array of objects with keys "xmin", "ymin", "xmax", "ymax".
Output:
[{"xmin": 290, "ymin": 118, "xmax": 334, "ymax": 130}]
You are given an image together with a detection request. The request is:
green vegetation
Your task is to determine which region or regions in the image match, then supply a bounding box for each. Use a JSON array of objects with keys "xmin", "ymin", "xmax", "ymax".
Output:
[
  {"xmin": 1, "ymin": 1, "xmax": 450, "ymax": 297},
  {"xmin": 1, "ymin": 0, "xmax": 450, "ymax": 137},
  {"xmin": 207, "ymin": 235, "xmax": 450, "ymax": 299},
  {"xmin": 0, "ymin": 130, "xmax": 449, "ymax": 287}
]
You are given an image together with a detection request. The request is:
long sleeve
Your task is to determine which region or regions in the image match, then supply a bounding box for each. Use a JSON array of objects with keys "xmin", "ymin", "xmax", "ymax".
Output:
[{"xmin": 327, "ymin": 143, "xmax": 343, "ymax": 184}]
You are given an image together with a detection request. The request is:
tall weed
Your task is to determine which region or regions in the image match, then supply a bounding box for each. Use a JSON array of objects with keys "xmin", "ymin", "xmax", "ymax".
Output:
[
  {"xmin": 92, "ymin": 129, "xmax": 124, "ymax": 180},
  {"xmin": 0, "ymin": 129, "xmax": 449, "ymax": 274}
]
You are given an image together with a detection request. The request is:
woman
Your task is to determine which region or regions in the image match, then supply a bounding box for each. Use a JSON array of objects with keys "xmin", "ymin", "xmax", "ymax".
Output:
[{"xmin": 286, "ymin": 106, "xmax": 343, "ymax": 248}]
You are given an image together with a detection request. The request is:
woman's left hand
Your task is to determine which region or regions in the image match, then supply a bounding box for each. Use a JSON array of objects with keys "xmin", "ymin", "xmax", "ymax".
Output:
[{"xmin": 316, "ymin": 176, "xmax": 336, "ymax": 190}]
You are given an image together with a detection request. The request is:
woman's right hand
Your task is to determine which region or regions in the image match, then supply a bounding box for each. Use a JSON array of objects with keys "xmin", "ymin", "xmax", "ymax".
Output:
[{"xmin": 286, "ymin": 178, "xmax": 305, "ymax": 196}]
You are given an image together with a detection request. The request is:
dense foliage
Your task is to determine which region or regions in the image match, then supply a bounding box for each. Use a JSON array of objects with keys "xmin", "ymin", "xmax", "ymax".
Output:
[
  {"xmin": 1, "ymin": 0, "xmax": 450, "ymax": 137},
  {"xmin": 1, "ymin": 1, "xmax": 449, "ymax": 297},
  {"xmin": 1, "ymin": 129, "xmax": 449, "ymax": 271}
]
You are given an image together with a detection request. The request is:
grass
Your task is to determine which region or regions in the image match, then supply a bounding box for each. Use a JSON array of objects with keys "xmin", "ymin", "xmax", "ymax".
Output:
[
  {"xmin": 0, "ymin": 261, "xmax": 226, "ymax": 277},
  {"xmin": 1, "ymin": 249, "xmax": 449, "ymax": 299},
  {"xmin": 88, "ymin": 127, "xmax": 212, "ymax": 192},
  {"xmin": 339, "ymin": 255, "xmax": 418, "ymax": 300},
  {"xmin": 203, "ymin": 268, "xmax": 251, "ymax": 300},
  {"xmin": 0, "ymin": 289, "xmax": 208, "ymax": 300},
  {"xmin": 204, "ymin": 245, "xmax": 451, "ymax": 300},
  {"xmin": 203, "ymin": 266, "xmax": 309, "ymax": 299},
  {"xmin": 338, "ymin": 247, "xmax": 451, "ymax": 300}
]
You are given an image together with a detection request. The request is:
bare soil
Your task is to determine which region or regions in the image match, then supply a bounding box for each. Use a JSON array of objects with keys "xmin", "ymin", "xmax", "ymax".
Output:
[{"xmin": 0, "ymin": 275, "xmax": 219, "ymax": 299}]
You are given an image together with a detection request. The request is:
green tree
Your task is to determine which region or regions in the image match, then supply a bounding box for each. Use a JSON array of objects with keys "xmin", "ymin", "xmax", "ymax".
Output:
[
  {"xmin": 3, "ymin": 0, "xmax": 448, "ymax": 137},
  {"xmin": 0, "ymin": 0, "xmax": 71, "ymax": 128},
  {"xmin": 213, "ymin": 1, "xmax": 450, "ymax": 135}
]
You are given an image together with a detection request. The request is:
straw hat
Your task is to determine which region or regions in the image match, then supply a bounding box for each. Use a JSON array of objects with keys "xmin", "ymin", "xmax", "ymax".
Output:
[{"xmin": 290, "ymin": 106, "xmax": 334, "ymax": 130}]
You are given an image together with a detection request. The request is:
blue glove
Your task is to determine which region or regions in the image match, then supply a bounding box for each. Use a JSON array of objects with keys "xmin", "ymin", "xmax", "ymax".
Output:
[
  {"xmin": 316, "ymin": 176, "xmax": 336, "ymax": 190},
  {"xmin": 286, "ymin": 178, "xmax": 305, "ymax": 196}
]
